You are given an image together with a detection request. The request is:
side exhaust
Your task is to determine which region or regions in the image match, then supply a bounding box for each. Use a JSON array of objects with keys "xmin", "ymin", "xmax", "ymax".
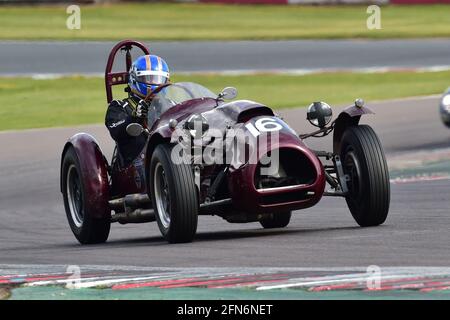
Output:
[
  {"xmin": 111, "ymin": 208, "xmax": 156, "ymax": 224},
  {"xmin": 109, "ymin": 194, "xmax": 155, "ymax": 224}
]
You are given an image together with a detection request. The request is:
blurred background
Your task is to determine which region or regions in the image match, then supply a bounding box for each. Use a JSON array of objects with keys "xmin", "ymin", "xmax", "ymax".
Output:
[
  {"xmin": 0, "ymin": 0, "xmax": 450, "ymax": 298},
  {"xmin": 1, "ymin": 0, "xmax": 450, "ymax": 129}
]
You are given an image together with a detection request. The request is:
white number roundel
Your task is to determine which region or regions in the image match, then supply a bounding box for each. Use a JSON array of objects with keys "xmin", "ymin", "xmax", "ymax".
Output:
[
  {"xmin": 245, "ymin": 117, "xmax": 283, "ymax": 137},
  {"xmin": 255, "ymin": 118, "xmax": 283, "ymax": 132}
]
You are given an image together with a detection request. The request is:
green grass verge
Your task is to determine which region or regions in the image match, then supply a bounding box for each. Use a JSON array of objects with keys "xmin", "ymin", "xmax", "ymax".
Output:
[
  {"xmin": 1, "ymin": 70, "xmax": 449, "ymax": 131},
  {"xmin": 0, "ymin": 3, "xmax": 449, "ymax": 40},
  {"xmin": 9, "ymin": 285, "xmax": 450, "ymax": 300}
]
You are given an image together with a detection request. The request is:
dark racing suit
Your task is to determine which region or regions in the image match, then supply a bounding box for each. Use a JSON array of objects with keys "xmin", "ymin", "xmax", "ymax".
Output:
[{"xmin": 105, "ymin": 96, "xmax": 147, "ymax": 167}]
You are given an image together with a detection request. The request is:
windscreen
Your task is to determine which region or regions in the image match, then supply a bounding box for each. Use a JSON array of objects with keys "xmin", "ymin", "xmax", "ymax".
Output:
[{"xmin": 148, "ymin": 82, "xmax": 216, "ymax": 127}]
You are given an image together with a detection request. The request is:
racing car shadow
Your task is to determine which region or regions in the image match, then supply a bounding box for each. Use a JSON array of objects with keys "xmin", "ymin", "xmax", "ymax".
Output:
[
  {"xmin": 193, "ymin": 226, "xmax": 363, "ymax": 242},
  {"xmin": 95, "ymin": 225, "xmax": 363, "ymax": 247}
]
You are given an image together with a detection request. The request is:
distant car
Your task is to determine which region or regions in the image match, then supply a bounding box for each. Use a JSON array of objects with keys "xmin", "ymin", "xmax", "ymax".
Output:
[
  {"xmin": 440, "ymin": 87, "xmax": 450, "ymax": 128},
  {"xmin": 60, "ymin": 40, "xmax": 390, "ymax": 244}
]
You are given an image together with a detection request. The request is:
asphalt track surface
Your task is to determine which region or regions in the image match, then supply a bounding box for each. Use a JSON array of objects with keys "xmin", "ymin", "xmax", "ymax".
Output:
[
  {"xmin": 0, "ymin": 96, "xmax": 449, "ymax": 268},
  {"xmin": 1, "ymin": 39, "xmax": 450, "ymax": 75}
]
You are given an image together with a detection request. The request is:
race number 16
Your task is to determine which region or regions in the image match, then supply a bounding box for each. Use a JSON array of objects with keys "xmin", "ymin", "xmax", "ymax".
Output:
[{"xmin": 245, "ymin": 118, "xmax": 282, "ymax": 137}]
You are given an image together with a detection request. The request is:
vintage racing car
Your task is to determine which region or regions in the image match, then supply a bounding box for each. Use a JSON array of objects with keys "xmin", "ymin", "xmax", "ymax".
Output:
[{"xmin": 60, "ymin": 40, "xmax": 390, "ymax": 244}]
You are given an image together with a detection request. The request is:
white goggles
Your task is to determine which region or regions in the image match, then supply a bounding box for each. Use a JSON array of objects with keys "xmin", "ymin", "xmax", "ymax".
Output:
[{"xmin": 135, "ymin": 70, "xmax": 170, "ymax": 85}]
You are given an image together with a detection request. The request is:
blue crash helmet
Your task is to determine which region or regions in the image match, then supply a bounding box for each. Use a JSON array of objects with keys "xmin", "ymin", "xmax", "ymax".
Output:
[{"xmin": 128, "ymin": 55, "xmax": 170, "ymax": 98}]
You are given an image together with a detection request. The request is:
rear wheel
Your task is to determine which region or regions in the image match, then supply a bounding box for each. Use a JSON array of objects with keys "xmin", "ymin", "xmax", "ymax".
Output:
[
  {"xmin": 62, "ymin": 147, "xmax": 110, "ymax": 244},
  {"xmin": 340, "ymin": 125, "xmax": 390, "ymax": 227},
  {"xmin": 149, "ymin": 144, "xmax": 198, "ymax": 243},
  {"xmin": 260, "ymin": 211, "xmax": 292, "ymax": 229}
]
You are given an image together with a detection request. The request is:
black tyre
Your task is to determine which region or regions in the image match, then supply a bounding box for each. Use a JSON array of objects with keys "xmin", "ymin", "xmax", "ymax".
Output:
[
  {"xmin": 149, "ymin": 144, "xmax": 198, "ymax": 243},
  {"xmin": 260, "ymin": 211, "xmax": 292, "ymax": 229},
  {"xmin": 340, "ymin": 125, "xmax": 390, "ymax": 227},
  {"xmin": 62, "ymin": 147, "xmax": 110, "ymax": 244}
]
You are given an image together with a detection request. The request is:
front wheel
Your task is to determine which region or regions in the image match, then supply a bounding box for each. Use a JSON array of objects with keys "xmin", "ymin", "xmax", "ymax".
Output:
[
  {"xmin": 149, "ymin": 144, "xmax": 198, "ymax": 243},
  {"xmin": 340, "ymin": 125, "xmax": 390, "ymax": 227},
  {"xmin": 260, "ymin": 211, "xmax": 292, "ymax": 229},
  {"xmin": 62, "ymin": 147, "xmax": 110, "ymax": 244}
]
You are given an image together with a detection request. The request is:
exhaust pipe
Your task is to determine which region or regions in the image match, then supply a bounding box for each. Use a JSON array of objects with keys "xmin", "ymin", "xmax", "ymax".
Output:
[
  {"xmin": 109, "ymin": 194, "xmax": 154, "ymax": 224},
  {"xmin": 109, "ymin": 194, "xmax": 151, "ymax": 210},
  {"xmin": 111, "ymin": 208, "xmax": 156, "ymax": 224}
]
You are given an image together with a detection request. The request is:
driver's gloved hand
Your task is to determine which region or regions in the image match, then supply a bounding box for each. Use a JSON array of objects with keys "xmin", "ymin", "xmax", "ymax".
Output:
[{"xmin": 135, "ymin": 100, "xmax": 149, "ymax": 118}]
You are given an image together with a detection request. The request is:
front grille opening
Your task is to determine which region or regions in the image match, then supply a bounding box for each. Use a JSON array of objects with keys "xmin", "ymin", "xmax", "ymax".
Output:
[
  {"xmin": 254, "ymin": 148, "xmax": 316, "ymax": 190},
  {"xmin": 261, "ymin": 190, "xmax": 311, "ymax": 205}
]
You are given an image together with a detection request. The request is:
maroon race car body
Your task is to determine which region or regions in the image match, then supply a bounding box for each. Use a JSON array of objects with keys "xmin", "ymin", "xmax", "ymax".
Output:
[{"xmin": 60, "ymin": 40, "xmax": 390, "ymax": 244}]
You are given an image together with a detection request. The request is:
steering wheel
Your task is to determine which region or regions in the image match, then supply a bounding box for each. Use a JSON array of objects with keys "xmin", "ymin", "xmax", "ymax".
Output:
[{"xmin": 144, "ymin": 83, "xmax": 172, "ymax": 103}]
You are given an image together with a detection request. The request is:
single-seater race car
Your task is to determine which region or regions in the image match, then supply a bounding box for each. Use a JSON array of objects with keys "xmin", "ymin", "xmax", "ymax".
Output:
[{"xmin": 60, "ymin": 40, "xmax": 390, "ymax": 244}]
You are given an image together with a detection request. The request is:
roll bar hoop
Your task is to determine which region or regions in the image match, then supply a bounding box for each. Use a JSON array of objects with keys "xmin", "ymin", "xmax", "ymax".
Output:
[{"xmin": 105, "ymin": 39, "xmax": 150, "ymax": 103}]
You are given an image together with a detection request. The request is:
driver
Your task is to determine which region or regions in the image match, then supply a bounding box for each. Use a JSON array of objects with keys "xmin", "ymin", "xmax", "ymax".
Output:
[{"xmin": 105, "ymin": 54, "xmax": 170, "ymax": 166}]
